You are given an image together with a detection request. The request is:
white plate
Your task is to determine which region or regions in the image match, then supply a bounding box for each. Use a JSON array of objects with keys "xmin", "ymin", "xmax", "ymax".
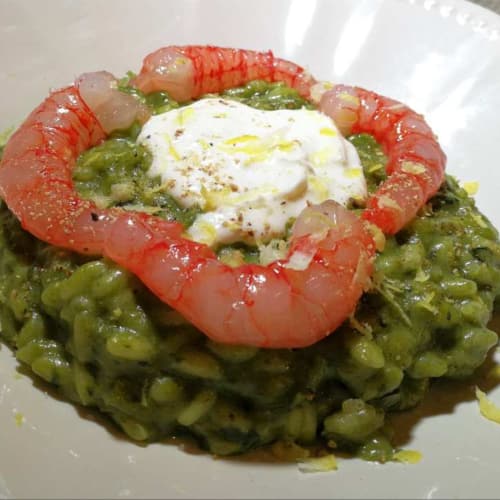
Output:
[{"xmin": 1, "ymin": 0, "xmax": 500, "ymax": 498}]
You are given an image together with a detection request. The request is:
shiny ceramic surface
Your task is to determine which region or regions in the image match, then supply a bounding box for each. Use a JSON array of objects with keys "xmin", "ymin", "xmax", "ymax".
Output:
[{"xmin": 1, "ymin": 0, "xmax": 500, "ymax": 498}]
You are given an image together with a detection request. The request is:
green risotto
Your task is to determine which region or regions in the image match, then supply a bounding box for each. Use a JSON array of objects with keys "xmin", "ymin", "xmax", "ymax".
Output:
[{"xmin": 0, "ymin": 81, "xmax": 499, "ymax": 461}]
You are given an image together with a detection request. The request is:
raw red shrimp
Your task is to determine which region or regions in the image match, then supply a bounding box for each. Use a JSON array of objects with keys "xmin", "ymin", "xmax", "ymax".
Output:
[
  {"xmin": 0, "ymin": 73, "xmax": 150, "ymax": 254},
  {"xmin": 318, "ymin": 84, "xmax": 446, "ymax": 234},
  {"xmin": 104, "ymin": 200, "xmax": 374, "ymax": 348},
  {"xmin": 0, "ymin": 52, "xmax": 374, "ymax": 348},
  {"xmin": 131, "ymin": 45, "xmax": 317, "ymax": 101}
]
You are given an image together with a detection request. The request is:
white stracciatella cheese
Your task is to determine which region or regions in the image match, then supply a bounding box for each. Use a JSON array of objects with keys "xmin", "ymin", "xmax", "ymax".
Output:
[{"xmin": 137, "ymin": 98, "xmax": 367, "ymax": 247}]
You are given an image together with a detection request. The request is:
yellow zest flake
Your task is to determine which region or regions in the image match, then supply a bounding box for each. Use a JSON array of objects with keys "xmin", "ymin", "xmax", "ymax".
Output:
[
  {"xmin": 218, "ymin": 248, "xmax": 246, "ymax": 267},
  {"xmin": 323, "ymin": 82, "xmax": 334, "ymax": 90},
  {"xmin": 349, "ymin": 315, "xmax": 373, "ymax": 338},
  {"xmin": 368, "ymin": 163, "xmax": 384, "ymax": 173},
  {"xmin": 320, "ymin": 127, "xmax": 337, "ymax": 137},
  {"xmin": 416, "ymin": 291, "xmax": 438, "ymax": 314},
  {"xmin": 258, "ymin": 239, "xmax": 289, "ymax": 266},
  {"xmin": 462, "ymin": 181, "xmax": 479, "ymax": 196},
  {"xmin": 165, "ymin": 136, "xmax": 181, "ymax": 161},
  {"xmin": 202, "ymin": 185, "xmax": 279, "ymax": 210},
  {"xmin": 285, "ymin": 249, "xmax": 315, "ymax": 271},
  {"xmin": 0, "ymin": 126, "xmax": 14, "ymax": 146},
  {"xmin": 345, "ymin": 168, "xmax": 362, "ymax": 179},
  {"xmin": 176, "ymin": 106, "xmax": 195, "ymax": 125},
  {"xmin": 189, "ymin": 221, "xmax": 217, "ymax": 246},
  {"xmin": 223, "ymin": 134, "xmax": 260, "ymax": 145},
  {"xmin": 308, "ymin": 175, "xmax": 329, "ymax": 202},
  {"xmin": 310, "ymin": 148, "xmax": 332, "ymax": 166},
  {"xmin": 297, "ymin": 454, "xmax": 338, "ymax": 473},
  {"xmin": 174, "ymin": 57, "xmax": 189, "ymax": 66},
  {"xmin": 401, "ymin": 161, "xmax": 426, "ymax": 175},
  {"xmin": 378, "ymin": 195, "xmax": 403, "ymax": 212},
  {"xmin": 338, "ymin": 92, "xmax": 360, "ymax": 106},
  {"xmin": 414, "ymin": 268, "xmax": 429, "ymax": 282},
  {"xmin": 475, "ymin": 387, "xmax": 500, "ymax": 424},
  {"xmin": 200, "ymin": 186, "xmax": 233, "ymax": 210},
  {"xmin": 14, "ymin": 411, "xmax": 25, "ymax": 427},
  {"xmin": 276, "ymin": 140, "xmax": 297, "ymax": 153},
  {"xmin": 243, "ymin": 152, "xmax": 269, "ymax": 165},
  {"xmin": 472, "ymin": 214, "xmax": 488, "ymax": 229},
  {"xmin": 365, "ymin": 222, "xmax": 386, "ymax": 252},
  {"xmin": 198, "ymin": 138, "xmax": 210, "ymax": 150},
  {"xmin": 393, "ymin": 449, "xmax": 422, "ymax": 464},
  {"xmin": 212, "ymin": 112, "xmax": 228, "ymax": 119},
  {"xmin": 310, "ymin": 81, "xmax": 335, "ymax": 103},
  {"xmin": 220, "ymin": 134, "xmax": 297, "ymax": 162},
  {"xmin": 219, "ymin": 135, "xmax": 267, "ymax": 160}
]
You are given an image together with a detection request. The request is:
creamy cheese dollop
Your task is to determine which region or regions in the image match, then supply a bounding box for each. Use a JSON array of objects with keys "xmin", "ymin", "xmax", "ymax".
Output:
[{"xmin": 137, "ymin": 98, "xmax": 367, "ymax": 247}]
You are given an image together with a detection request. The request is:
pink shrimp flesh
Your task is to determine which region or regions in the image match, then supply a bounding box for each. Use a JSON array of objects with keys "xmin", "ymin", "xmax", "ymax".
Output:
[
  {"xmin": 319, "ymin": 85, "xmax": 446, "ymax": 234},
  {"xmin": 131, "ymin": 45, "xmax": 317, "ymax": 101}
]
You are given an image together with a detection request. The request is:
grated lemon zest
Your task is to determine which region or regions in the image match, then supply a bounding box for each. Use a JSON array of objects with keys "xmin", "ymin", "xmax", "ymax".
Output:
[
  {"xmin": 310, "ymin": 148, "xmax": 332, "ymax": 166},
  {"xmin": 472, "ymin": 214, "xmax": 488, "ymax": 229},
  {"xmin": 166, "ymin": 137, "xmax": 181, "ymax": 161},
  {"xmin": 14, "ymin": 412, "xmax": 25, "ymax": 427},
  {"xmin": 285, "ymin": 250, "xmax": 314, "ymax": 271},
  {"xmin": 368, "ymin": 163, "xmax": 384, "ymax": 173},
  {"xmin": 308, "ymin": 175, "xmax": 329, "ymax": 202},
  {"xmin": 345, "ymin": 168, "xmax": 362, "ymax": 179},
  {"xmin": 190, "ymin": 220, "xmax": 217, "ymax": 246},
  {"xmin": 201, "ymin": 186, "xmax": 232, "ymax": 210},
  {"xmin": 174, "ymin": 57, "xmax": 188, "ymax": 66},
  {"xmin": 0, "ymin": 126, "xmax": 14, "ymax": 147},
  {"xmin": 297, "ymin": 454, "xmax": 338, "ymax": 473},
  {"xmin": 338, "ymin": 92, "xmax": 360, "ymax": 106},
  {"xmin": 393, "ymin": 449, "xmax": 422, "ymax": 464},
  {"xmin": 401, "ymin": 161, "xmax": 426, "ymax": 175},
  {"xmin": 218, "ymin": 248, "xmax": 246, "ymax": 267},
  {"xmin": 223, "ymin": 134, "xmax": 259, "ymax": 145},
  {"xmin": 320, "ymin": 127, "xmax": 337, "ymax": 137},
  {"xmin": 310, "ymin": 81, "xmax": 334, "ymax": 103},
  {"xmin": 198, "ymin": 138, "xmax": 210, "ymax": 150},
  {"xmin": 219, "ymin": 134, "xmax": 297, "ymax": 162},
  {"xmin": 176, "ymin": 106, "xmax": 195, "ymax": 125},
  {"xmin": 414, "ymin": 268, "xmax": 429, "ymax": 282},
  {"xmin": 475, "ymin": 387, "xmax": 500, "ymax": 424},
  {"xmin": 378, "ymin": 195, "xmax": 403, "ymax": 212},
  {"xmin": 462, "ymin": 181, "xmax": 479, "ymax": 196},
  {"xmin": 365, "ymin": 222, "xmax": 386, "ymax": 252},
  {"xmin": 416, "ymin": 291, "xmax": 438, "ymax": 314}
]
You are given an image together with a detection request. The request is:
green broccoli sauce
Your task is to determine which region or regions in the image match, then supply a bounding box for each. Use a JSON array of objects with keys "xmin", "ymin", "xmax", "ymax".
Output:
[{"xmin": 0, "ymin": 81, "xmax": 499, "ymax": 461}]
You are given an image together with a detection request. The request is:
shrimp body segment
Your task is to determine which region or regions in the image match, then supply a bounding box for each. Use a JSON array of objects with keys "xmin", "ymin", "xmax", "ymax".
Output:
[
  {"xmin": 319, "ymin": 85, "xmax": 446, "ymax": 234},
  {"xmin": 104, "ymin": 200, "xmax": 375, "ymax": 348},
  {"xmin": 131, "ymin": 45, "xmax": 317, "ymax": 101}
]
